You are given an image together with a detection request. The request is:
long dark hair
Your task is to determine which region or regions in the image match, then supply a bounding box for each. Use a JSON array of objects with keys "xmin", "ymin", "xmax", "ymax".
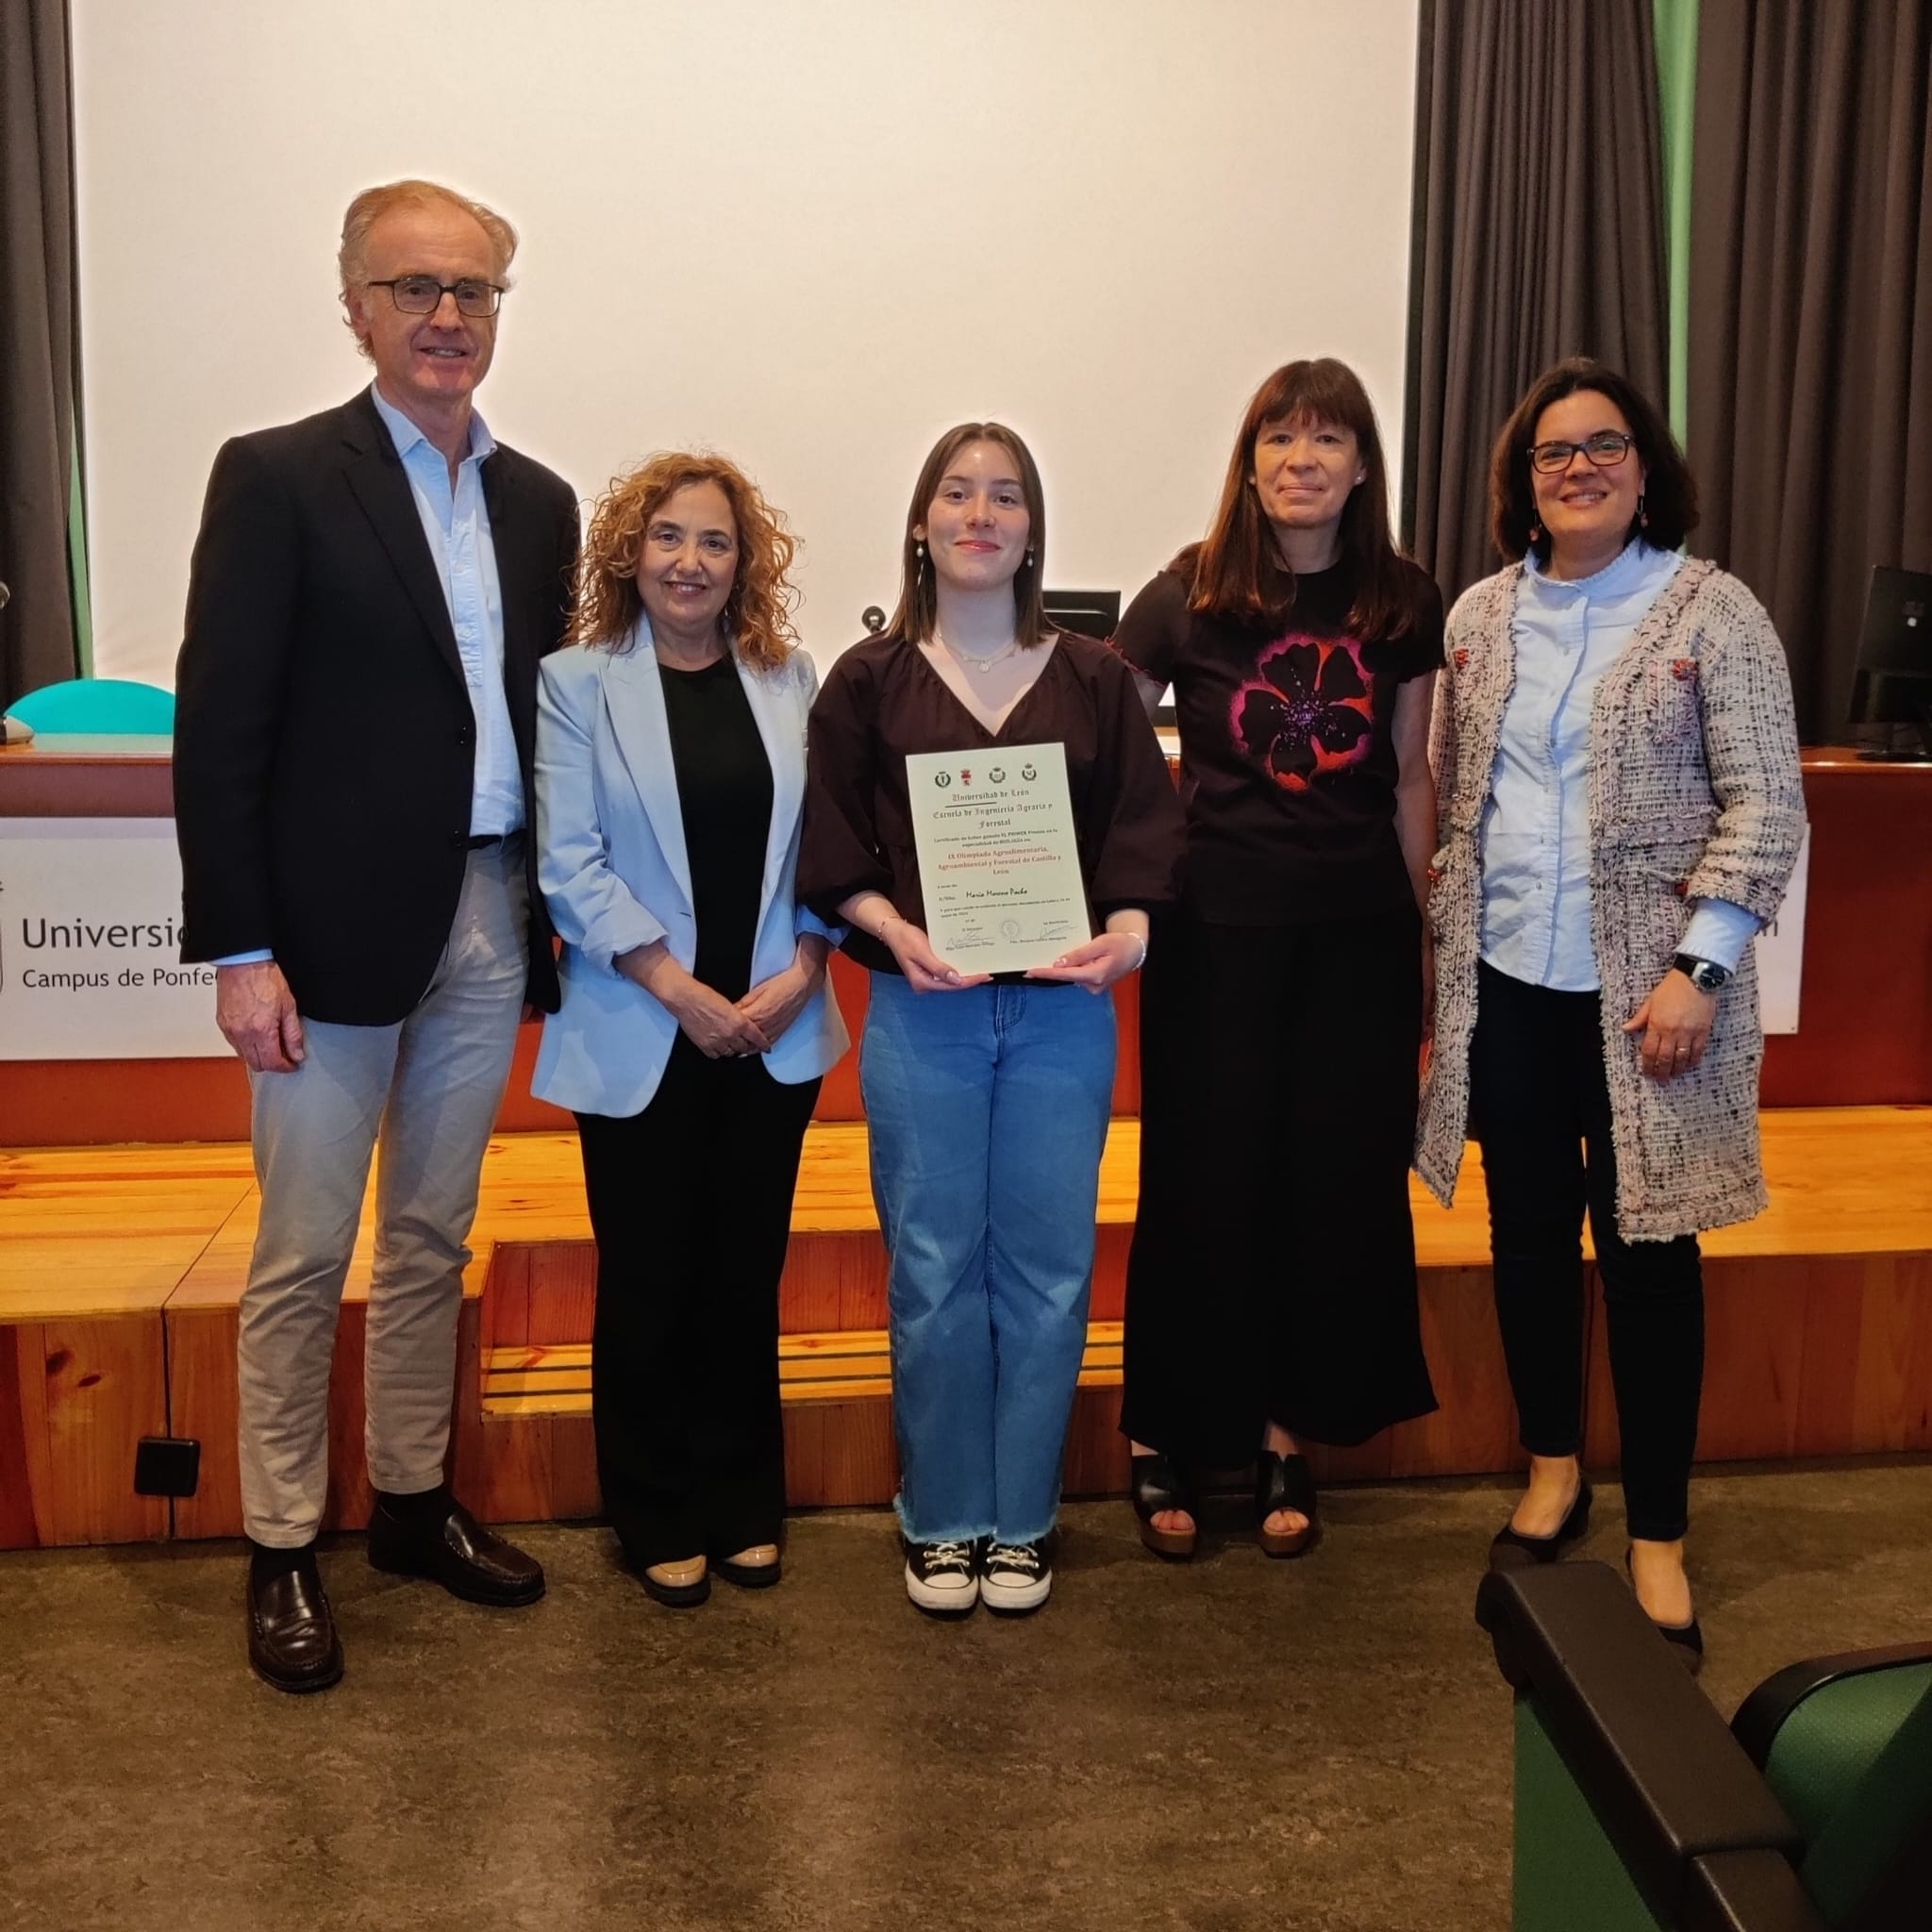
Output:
[
  {"xmin": 1489, "ymin": 357, "xmax": 1699, "ymax": 564},
  {"xmin": 1184, "ymin": 358, "xmax": 1417, "ymax": 639},
  {"xmin": 884, "ymin": 422, "xmax": 1050, "ymax": 646}
]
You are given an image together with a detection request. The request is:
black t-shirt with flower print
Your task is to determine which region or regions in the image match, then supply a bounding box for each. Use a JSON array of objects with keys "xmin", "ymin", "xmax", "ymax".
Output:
[{"xmin": 1114, "ymin": 552, "xmax": 1443, "ymax": 925}]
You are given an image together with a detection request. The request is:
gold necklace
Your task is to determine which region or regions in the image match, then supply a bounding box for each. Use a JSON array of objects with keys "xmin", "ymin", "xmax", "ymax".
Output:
[{"xmin": 936, "ymin": 631, "xmax": 1020, "ymax": 674}]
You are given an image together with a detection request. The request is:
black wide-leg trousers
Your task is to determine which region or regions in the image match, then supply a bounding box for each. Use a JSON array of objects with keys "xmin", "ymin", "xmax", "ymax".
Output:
[
  {"xmin": 576, "ymin": 1043, "xmax": 821, "ymax": 1569},
  {"xmin": 1122, "ymin": 905, "xmax": 1439, "ymax": 1465},
  {"xmin": 1469, "ymin": 959, "xmax": 1704, "ymax": 1541}
]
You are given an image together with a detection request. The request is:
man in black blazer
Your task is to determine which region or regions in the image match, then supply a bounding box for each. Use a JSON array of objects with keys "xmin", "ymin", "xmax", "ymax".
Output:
[{"xmin": 174, "ymin": 179, "xmax": 578, "ymax": 1693}]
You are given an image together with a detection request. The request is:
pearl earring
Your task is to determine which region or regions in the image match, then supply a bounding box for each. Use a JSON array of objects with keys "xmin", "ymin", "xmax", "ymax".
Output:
[{"xmin": 1025, "ymin": 548, "xmax": 1035, "ymax": 565}]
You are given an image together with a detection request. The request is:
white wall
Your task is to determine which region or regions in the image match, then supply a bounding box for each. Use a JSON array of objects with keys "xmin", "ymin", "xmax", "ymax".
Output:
[{"xmin": 74, "ymin": 0, "xmax": 1420, "ymax": 682}]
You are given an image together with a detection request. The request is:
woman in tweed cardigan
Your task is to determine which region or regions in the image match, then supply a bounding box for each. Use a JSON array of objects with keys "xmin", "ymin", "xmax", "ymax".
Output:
[{"xmin": 1415, "ymin": 359, "xmax": 1805, "ymax": 1666}]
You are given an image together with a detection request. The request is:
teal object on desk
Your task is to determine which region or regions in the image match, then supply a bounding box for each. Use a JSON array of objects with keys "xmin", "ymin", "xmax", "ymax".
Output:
[{"xmin": 6, "ymin": 677, "xmax": 175, "ymax": 734}]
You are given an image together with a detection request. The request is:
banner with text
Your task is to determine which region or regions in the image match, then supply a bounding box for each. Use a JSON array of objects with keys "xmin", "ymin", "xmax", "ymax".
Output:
[
  {"xmin": 0, "ymin": 819, "xmax": 227, "ymax": 1059},
  {"xmin": 1757, "ymin": 824, "xmax": 1808, "ymax": 1035}
]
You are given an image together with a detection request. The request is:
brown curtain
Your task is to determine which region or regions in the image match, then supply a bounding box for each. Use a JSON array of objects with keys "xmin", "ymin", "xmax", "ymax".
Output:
[
  {"xmin": 1403, "ymin": 0, "xmax": 1671, "ymax": 604},
  {"xmin": 1688, "ymin": 0, "xmax": 1932, "ymax": 743},
  {"xmin": 0, "ymin": 0, "xmax": 83, "ymax": 708}
]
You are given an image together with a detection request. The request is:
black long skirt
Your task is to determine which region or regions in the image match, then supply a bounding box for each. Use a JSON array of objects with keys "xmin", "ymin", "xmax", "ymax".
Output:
[{"xmin": 1120, "ymin": 905, "xmax": 1439, "ymax": 1463}]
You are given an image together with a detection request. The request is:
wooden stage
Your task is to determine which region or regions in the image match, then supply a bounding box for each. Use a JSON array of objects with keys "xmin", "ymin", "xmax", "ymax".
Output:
[{"xmin": 2, "ymin": 1108, "xmax": 1928, "ymax": 1549}]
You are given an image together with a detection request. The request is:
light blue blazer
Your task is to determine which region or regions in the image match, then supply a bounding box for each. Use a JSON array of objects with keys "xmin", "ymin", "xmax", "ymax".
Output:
[{"xmin": 531, "ymin": 622, "xmax": 849, "ymax": 1116}]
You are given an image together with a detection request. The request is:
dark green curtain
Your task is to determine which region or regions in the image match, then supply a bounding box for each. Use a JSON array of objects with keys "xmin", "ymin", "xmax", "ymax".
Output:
[
  {"xmin": 1402, "ymin": 0, "xmax": 1672, "ymax": 605},
  {"xmin": 0, "ymin": 0, "xmax": 89, "ymax": 708},
  {"xmin": 1687, "ymin": 0, "xmax": 1932, "ymax": 742}
]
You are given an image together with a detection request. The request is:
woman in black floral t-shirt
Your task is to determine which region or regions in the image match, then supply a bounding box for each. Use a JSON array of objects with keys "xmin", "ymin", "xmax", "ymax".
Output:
[{"xmin": 1115, "ymin": 358, "xmax": 1441, "ymax": 1561}]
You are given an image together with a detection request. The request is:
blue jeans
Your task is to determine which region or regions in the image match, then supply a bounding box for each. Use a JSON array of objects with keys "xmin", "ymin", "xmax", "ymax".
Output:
[{"xmin": 861, "ymin": 973, "xmax": 1116, "ymax": 1544}]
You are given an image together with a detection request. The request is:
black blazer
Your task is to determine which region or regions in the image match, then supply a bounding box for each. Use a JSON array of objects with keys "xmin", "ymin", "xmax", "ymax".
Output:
[{"xmin": 174, "ymin": 391, "xmax": 579, "ymax": 1024}]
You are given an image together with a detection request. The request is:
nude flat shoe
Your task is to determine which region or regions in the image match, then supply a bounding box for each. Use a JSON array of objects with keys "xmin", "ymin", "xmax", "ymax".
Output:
[
  {"xmin": 641, "ymin": 1555, "xmax": 709, "ymax": 1608},
  {"xmin": 713, "ymin": 1544, "xmax": 782, "ymax": 1590}
]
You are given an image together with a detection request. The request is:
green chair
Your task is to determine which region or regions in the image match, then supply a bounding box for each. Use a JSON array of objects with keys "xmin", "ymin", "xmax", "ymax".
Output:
[
  {"xmin": 1477, "ymin": 1562, "xmax": 1932, "ymax": 1931},
  {"xmin": 6, "ymin": 677, "xmax": 175, "ymax": 733}
]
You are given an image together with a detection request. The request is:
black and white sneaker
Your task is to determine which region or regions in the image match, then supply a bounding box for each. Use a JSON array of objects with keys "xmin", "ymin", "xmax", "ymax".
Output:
[
  {"xmin": 903, "ymin": 1537, "xmax": 980, "ymax": 1615},
  {"xmin": 980, "ymin": 1539, "xmax": 1052, "ymax": 1615}
]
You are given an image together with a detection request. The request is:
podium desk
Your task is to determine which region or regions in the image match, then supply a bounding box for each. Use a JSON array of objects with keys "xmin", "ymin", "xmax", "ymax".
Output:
[{"xmin": 0, "ymin": 739, "xmax": 1924, "ymax": 1145}]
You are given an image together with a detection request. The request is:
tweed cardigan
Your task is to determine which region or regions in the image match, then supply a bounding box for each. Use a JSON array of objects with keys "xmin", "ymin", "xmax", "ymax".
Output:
[{"xmin": 1414, "ymin": 558, "xmax": 1807, "ymax": 1241}]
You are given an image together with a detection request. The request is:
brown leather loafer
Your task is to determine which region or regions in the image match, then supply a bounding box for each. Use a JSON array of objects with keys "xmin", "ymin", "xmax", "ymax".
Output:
[
  {"xmin": 246, "ymin": 1546, "xmax": 343, "ymax": 1694},
  {"xmin": 366, "ymin": 1491, "xmax": 544, "ymax": 1607}
]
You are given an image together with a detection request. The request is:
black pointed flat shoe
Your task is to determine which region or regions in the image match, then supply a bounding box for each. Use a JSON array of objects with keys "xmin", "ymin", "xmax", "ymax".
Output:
[
  {"xmin": 1625, "ymin": 1546, "xmax": 1703, "ymax": 1674},
  {"xmin": 1255, "ymin": 1451, "xmax": 1320, "ymax": 1558},
  {"xmin": 1130, "ymin": 1452, "xmax": 1198, "ymax": 1559},
  {"xmin": 1488, "ymin": 1479, "xmax": 1593, "ymax": 1571}
]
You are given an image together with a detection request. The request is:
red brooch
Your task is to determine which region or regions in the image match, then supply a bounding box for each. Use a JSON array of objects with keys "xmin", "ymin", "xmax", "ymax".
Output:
[
  {"xmin": 1454, "ymin": 648, "xmax": 1470, "ymax": 669},
  {"xmin": 1673, "ymin": 879, "xmax": 1690, "ymax": 898},
  {"xmin": 1671, "ymin": 658, "xmax": 1698, "ymax": 682}
]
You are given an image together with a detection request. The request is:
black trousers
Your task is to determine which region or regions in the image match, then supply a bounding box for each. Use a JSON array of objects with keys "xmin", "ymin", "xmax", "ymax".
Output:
[
  {"xmin": 1469, "ymin": 960, "xmax": 1704, "ymax": 1541},
  {"xmin": 575, "ymin": 1042, "xmax": 821, "ymax": 1569},
  {"xmin": 1121, "ymin": 905, "xmax": 1439, "ymax": 1464}
]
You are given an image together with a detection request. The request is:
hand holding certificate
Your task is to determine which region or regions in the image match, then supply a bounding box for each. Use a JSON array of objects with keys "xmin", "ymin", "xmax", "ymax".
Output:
[{"xmin": 905, "ymin": 742, "xmax": 1091, "ymax": 975}]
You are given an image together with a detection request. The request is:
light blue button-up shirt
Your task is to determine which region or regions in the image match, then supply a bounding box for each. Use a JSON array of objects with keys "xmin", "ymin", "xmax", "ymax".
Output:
[
  {"xmin": 369, "ymin": 383, "xmax": 524, "ymax": 838},
  {"xmin": 1478, "ymin": 540, "xmax": 1757, "ymax": 992}
]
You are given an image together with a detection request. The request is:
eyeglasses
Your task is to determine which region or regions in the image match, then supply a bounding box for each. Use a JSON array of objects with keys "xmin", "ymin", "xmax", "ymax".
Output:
[
  {"xmin": 365, "ymin": 275, "xmax": 504, "ymax": 318},
  {"xmin": 1528, "ymin": 431, "xmax": 1635, "ymax": 474}
]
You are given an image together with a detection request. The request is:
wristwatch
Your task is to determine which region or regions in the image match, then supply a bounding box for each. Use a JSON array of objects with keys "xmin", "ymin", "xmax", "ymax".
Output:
[{"xmin": 1674, "ymin": 953, "xmax": 1731, "ymax": 994}]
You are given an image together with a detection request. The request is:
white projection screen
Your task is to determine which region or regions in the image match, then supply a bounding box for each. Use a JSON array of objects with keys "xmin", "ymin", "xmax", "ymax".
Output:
[{"xmin": 74, "ymin": 0, "xmax": 1420, "ymax": 682}]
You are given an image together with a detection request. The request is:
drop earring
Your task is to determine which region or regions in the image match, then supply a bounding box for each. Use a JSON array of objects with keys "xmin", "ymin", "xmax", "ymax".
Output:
[
  {"xmin": 1025, "ymin": 548, "xmax": 1035, "ymax": 566},
  {"xmin": 1528, "ymin": 522, "xmax": 1541, "ymax": 544},
  {"xmin": 1637, "ymin": 493, "xmax": 1649, "ymax": 529}
]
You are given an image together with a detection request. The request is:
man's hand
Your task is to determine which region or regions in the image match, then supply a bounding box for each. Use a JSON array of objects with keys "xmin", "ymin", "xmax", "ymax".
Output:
[{"xmin": 216, "ymin": 960, "xmax": 306, "ymax": 1073}]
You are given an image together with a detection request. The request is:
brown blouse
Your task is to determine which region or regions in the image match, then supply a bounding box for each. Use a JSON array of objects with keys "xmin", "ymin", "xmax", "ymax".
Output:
[{"xmin": 799, "ymin": 630, "xmax": 1186, "ymax": 974}]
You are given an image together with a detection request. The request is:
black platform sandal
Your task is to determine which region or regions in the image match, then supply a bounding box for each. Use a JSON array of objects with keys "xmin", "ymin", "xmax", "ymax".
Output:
[
  {"xmin": 1130, "ymin": 1452, "xmax": 1197, "ymax": 1559},
  {"xmin": 1255, "ymin": 1451, "xmax": 1320, "ymax": 1557},
  {"xmin": 1488, "ymin": 1480, "xmax": 1593, "ymax": 1571}
]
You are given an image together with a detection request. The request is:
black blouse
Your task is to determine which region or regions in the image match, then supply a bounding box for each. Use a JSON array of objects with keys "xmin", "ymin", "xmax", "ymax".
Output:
[
  {"xmin": 660, "ymin": 654, "xmax": 773, "ymax": 1001},
  {"xmin": 798, "ymin": 630, "xmax": 1185, "ymax": 974}
]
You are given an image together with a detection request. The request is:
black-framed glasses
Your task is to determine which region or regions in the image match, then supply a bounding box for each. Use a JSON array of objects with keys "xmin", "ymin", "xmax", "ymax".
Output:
[
  {"xmin": 1528, "ymin": 431, "xmax": 1635, "ymax": 474},
  {"xmin": 365, "ymin": 275, "xmax": 504, "ymax": 318}
]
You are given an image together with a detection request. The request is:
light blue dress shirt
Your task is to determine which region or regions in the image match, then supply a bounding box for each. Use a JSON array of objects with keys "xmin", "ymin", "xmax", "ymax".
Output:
[
  {"xmin": 1478, "ymin": 540, "xmax": 1758, "ymax": 993},
  {"xmin": 369, "ymin": 383, "xmax": 524, "ymax": 838}
]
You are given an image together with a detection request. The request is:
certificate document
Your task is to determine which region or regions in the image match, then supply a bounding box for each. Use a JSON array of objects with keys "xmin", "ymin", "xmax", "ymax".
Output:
[{"xmin": 904, "ymin": 741, "xmax": 1091, "ymax": 974}]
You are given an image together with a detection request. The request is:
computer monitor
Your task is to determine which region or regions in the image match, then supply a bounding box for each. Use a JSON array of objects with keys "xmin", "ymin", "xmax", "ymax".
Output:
[
  {"xmin": 1041, "ymin": 589, "xmax": 1177, "ymax": 727},
  {"xmin": 1041, "ymin": 589, "xmax": 1121, "ymax": 641},
  {"xmin": 1848, "ymin": 564, "xmax": 1932, "ymax": 761}
]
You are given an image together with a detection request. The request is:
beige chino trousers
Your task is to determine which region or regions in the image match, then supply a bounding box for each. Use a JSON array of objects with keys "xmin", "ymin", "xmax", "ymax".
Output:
[{"xmin": 238, "ymin": 839, "xmax": 527, "ymax": 1547}]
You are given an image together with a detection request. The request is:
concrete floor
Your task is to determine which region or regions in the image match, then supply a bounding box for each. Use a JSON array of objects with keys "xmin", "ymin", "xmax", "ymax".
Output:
[{"xmin": 3, "ymin": 1463, "xmax": 1929, "ymax": 1932}]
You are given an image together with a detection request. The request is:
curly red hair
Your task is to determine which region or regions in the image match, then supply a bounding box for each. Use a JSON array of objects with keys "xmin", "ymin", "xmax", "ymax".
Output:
[{"xmin": 573, "ymin": 452, "xmax": 801, "ymax": 671}]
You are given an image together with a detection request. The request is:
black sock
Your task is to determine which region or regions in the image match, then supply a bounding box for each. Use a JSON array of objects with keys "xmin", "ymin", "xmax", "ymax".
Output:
[
  {"xmin": 375, "ymin": 1483, "xmax": 452, "ymax": 1525},
  {"xmin": 248, "ymin": 1537, "xmax": 317, "ymax": 1579}
]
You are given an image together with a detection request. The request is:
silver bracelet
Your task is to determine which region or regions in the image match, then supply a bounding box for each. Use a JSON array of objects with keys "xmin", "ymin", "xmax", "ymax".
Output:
[{"xmin": 1122, "ymin": 932, "xmax": 1148, "ymax": 972}]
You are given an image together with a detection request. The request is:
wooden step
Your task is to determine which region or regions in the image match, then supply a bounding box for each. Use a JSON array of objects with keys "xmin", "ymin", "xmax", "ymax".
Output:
[
  {"xmin": 4, "ymin": 1108, "xmax": 1931, "ymax": 1545},
  {"xmin": 480, "ymin": 1322, "xmax": 1129, "ymax": 1418}
]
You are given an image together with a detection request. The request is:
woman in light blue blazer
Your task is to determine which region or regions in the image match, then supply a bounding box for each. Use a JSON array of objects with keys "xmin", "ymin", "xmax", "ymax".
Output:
[{"xmin": 535, "ymin": 452, "xmax": 847, "ymax": 1609}]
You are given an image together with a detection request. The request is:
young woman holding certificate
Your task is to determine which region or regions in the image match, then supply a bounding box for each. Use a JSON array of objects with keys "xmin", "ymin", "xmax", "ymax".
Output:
[
  {"xmin": 1114, "ymin": 359, "xmax": 1443, "ymax": 1564},
  {"xmin": 799, "ymin": 423, "xmax": 1183, "ymax": 1618}
]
